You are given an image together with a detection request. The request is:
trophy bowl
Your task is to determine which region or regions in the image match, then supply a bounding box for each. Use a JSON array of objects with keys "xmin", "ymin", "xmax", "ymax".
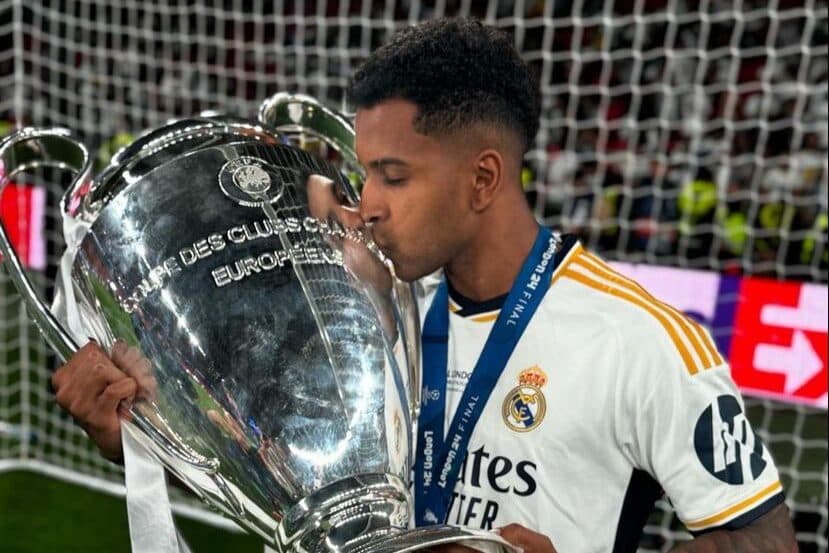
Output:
[{"xmin": 0, "ymin": 94, "xmax": 515, "ymax": 552}]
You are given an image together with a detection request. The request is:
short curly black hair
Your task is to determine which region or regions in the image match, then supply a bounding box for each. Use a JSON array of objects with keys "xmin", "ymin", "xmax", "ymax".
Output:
[{"xmin": 347, "ymin": 18, "xmax": 541, "ymax": 153}]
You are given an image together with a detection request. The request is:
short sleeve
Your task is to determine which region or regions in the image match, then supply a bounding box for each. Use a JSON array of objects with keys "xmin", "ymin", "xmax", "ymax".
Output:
[{"xmin": 626, "ymin": 328, "xmax": 785, "ymax": 534}]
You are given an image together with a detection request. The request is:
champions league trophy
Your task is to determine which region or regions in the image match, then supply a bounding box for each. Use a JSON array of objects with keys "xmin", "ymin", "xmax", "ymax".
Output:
[{"xmin": 0, "ymin": 94, "xmax": 515, "ymax": 552}]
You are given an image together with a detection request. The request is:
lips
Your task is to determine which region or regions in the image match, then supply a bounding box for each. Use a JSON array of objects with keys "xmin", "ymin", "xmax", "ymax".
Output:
[
  {"xmin": 372, "ymin": 240, "xmax": 398, "ymax": 266},
  {"xmin": 369, "ymin": 233, "xmax": 391, "ymax": 254}
]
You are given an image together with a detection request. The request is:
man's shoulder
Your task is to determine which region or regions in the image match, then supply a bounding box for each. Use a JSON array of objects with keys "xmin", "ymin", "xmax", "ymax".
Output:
[
  {"xmin": 550, "ymin": 240, "xmax": 663, "ymax": 333},
  {"xmin": 552, "ymin": 242, "xmax": 723, "ymax": 376}
]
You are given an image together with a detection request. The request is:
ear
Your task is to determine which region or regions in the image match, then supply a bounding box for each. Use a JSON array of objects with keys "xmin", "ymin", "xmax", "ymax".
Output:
[{"xmin": 470, "ymin": 148, "xmax": 503, "ymax": 212}]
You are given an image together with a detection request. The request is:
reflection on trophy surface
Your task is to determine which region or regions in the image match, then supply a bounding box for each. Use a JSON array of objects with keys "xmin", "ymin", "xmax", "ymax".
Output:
[{"xmin": 0, "ymin": 94, "xmax": 515, "ymax": 552}]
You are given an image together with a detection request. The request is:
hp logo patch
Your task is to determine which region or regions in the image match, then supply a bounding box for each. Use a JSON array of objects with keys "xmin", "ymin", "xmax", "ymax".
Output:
[{"xmin": 694, "ymin": 395, "xmax": 768, "ymax": 485}]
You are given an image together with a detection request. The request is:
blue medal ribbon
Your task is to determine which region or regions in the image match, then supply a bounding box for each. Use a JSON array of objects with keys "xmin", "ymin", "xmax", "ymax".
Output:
[{"xmin": 414, "ymin": 227, "xmax": 559, "ymax": 526}]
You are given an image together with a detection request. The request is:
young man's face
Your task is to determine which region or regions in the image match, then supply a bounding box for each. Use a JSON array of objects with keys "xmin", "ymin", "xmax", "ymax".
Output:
[{"xmin": 354, "ymin": 98, "xmax": 477, "ymax": 282}]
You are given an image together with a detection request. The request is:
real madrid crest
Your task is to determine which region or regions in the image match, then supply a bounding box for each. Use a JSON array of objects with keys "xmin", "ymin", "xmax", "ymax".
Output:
[{"xmin": 502, "ymin": 365, "xmax": 548, "ymax": 433}]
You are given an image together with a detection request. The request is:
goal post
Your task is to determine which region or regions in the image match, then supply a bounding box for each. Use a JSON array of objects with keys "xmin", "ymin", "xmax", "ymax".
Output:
[{"xmin": 0, "ymin": 1, "xmax": 826, "ymax": 551}]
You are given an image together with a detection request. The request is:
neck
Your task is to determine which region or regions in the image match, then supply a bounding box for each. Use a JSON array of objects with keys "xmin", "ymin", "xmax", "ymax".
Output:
[{"xmin": 444, "ymin": 202, "xmax": 540, "ymax": 302}]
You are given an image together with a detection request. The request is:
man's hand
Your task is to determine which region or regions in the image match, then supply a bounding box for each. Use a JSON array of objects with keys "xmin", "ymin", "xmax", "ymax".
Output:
[
  {"xmin": 51, "ymin": 341, "xmax": 137, "ymax": 462},
  {"xmin": 425, "ymin": 524, "xmax": 557, "ymax": 553},
  {"xmin": 499, "ymin": 524, "xmax": 557, "ymax": 553}
]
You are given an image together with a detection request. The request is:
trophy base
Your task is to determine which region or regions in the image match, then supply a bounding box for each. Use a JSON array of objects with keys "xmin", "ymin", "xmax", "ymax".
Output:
[
  {"xmin": 275, "ymin": 474, "xmax": 517, "ymax": 553},
  {"xmin": 350, "ymin": 525, "xmax": 517, "ymax": 553}
]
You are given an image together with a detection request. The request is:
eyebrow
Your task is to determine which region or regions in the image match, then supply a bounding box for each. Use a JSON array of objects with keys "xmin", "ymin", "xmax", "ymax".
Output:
[{"xmin": 367, "ymin": 158, "xmax": 409, "ymax": 169}]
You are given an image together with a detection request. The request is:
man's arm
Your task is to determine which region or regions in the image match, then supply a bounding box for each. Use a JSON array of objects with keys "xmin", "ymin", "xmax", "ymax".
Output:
[
  {"xmin": 427, "ymin": 505, "xmax": 797, "ymax": 553},
  {"xmin": 671, "ymin": 503, "xmax": 798, "ymax": 553}
]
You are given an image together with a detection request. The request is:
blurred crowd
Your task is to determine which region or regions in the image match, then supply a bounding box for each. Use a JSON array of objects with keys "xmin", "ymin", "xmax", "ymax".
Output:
[
  {"xmin": 0, "ymin": 0, "xmax": 826, "ymax": 280},
  {"xmin": 530, "ymin": 0, "xmax": 828, "ymax": 279}
]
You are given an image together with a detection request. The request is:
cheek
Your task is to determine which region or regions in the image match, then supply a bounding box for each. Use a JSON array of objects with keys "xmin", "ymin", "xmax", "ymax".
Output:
[
  {"xmin": 408, "ymin": 198, "xmax": 463, "ymax": 258},
  {"xmin": 387, "ymin": 173, "xmax": 468, "ymax": 247},
  {"xmin": 399, "ymin": 192, "xmax": 456, "ymax": 243}
]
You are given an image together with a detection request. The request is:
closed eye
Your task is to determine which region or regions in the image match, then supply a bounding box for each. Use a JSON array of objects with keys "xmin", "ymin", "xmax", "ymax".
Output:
[{"xmin": 383, "ymin": 176, "xmax": 407, "ymax": 186}]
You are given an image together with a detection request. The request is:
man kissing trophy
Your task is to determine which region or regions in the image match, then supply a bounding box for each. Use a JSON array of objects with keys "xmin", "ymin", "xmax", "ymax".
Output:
[{"xmin": 0, "ymin": 93, "xmax": 516, "ymax": 553}]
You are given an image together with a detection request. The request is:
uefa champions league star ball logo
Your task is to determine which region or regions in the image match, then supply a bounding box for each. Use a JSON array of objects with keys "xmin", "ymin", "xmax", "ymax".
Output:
[
  {"xmin": 234, "ymin": 164, "xmax": 271, "ymax": 194},
  {"xmin": 422, "ymin": 385, "xmax": 441, "ymax": 406},
  {"xmin": 503, "ymin": 365, "xmax": 548, "ymax": 433},
  {"xmin": 219, "ymin": 156, "xmax": 290, "ymax": 207}
]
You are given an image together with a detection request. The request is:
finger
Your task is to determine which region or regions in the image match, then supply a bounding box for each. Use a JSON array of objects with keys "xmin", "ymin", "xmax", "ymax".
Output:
[
  {"xmin": 111, "ymin": 341, "xmax": 143, "ymax": 373},
  {"xmin": 63, "ymin": 391, "xmax": 98, "ymax": 421},
  {"xmin": 498, "ymin": 524, "xmax": 533, "ymax": 548},
  {"xmin": 110, "ymin": 339, "xmax": 129, "ymax": 364},
  {"xmin": 498, "ymin": 524, "xmax": 554, "ymax": 552},
  {"xmin": 56, "ymin": 374, "xmax": 105, "ymax": 414},
  {"xmin": 63, "ymin": 380, "xmax": 126, "ymax": 429},
  {"xmin": 96, "ymin": 377, "xmax": 138, "ymax": 415},
  {"xmin": 497, "ymin": 524, "xmax": 524, "ymax": 539},
  {"xmin": 52, "ymin": 340, "xmax": 105, "ymax": 390},
  {"xmin": 116, "ymin": 347, "xmax": 157, "ymax": 400},
  {"xmin": 112, "ymin": 344, "xmax": 156, "ymax": 397},
  {"xmin": 117, "ymin": 400, "xmax": 133, "ymax": 423},
  {"xmin": 55, "ymin": 356, "xmax": 112, "ymax": 414},
  {"xmin": 86, "ymin": 345, "xmax": 131, "ymax": 385},
  {"xmin": 134, "ymin": 359, "xmax": 158, "ymax": 400},
  {"xmin": 61, "ymin": 349, "xmax": 131, "ymax": 405}
]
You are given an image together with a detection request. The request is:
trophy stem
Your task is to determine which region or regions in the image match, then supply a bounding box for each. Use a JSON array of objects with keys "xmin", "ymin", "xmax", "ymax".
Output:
[
  {"xmin": 276, "ymin": 474, "xmax": 410, "ymax": 552},
  {"xmin": 274, "ymin": 474, "xmax": 516, "ymax": 553},
  {"xmin": 349, "ymin": 525, "xmax": 518, "ymax": 553}
]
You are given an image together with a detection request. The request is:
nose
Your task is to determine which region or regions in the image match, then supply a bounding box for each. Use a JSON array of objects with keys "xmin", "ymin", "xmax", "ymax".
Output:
[{"xmin": 358, "ymin": 176, "xmax": 389, "ymax": 226}]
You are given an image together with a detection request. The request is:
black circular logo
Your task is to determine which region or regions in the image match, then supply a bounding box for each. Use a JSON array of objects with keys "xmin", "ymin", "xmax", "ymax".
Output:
[
  {"xmin": 219, "ymin": 156, "xmax": 292, "ymax": 207},
  {"xmin": 693, "ymin": 394, "xmax": 768, "ymax": 485}
]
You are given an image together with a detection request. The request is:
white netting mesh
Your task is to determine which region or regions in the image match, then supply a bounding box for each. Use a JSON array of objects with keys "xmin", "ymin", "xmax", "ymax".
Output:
[{"xmin": 0, "ymin": 1, "xmax": 827, "ymax": 551}]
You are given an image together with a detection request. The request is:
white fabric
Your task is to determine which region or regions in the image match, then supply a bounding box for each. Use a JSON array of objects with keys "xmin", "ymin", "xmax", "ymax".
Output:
[
  {"xmin": 122, "ymin": 423, "xmax": 182, "ymax": 553},
  {"xmin": 413, "ymin": 238, "xmax": 783, "ymax": 552}
]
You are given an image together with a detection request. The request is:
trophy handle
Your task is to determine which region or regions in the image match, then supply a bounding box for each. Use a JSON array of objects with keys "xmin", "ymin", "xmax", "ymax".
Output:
[
  {"xmin": 0, "ymin": 128, "xmax": 228, "ymax": 477},
  {"xmin": 258, "ymin": 92, "xmax": 364, "ymax": 194},
  {"xmin": 0, "ymin": 130, "xmax": 239, "ymax": 525},
  {"xmin": 0, "ymin": 128, "xmax": 92, "ymax": 361}
]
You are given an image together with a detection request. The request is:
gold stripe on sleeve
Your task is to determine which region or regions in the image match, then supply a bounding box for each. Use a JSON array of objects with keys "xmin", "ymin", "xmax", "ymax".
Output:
[
  {"xmin": 578, "ymin": 250, "xmax": 723, "ymax": 373},
  {"xmin": 562, "ymin": 265, "xmax": 700, "ymax": 374},
  {"xmin": 683, "ymin": 481, "xmax": 784, "ymax": 531}
]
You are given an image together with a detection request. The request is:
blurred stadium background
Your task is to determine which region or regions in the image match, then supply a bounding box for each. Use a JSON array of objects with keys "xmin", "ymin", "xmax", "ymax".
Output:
[{"xmin": 0, "ymin": 1, "xmax": 826, "ymax": 552}]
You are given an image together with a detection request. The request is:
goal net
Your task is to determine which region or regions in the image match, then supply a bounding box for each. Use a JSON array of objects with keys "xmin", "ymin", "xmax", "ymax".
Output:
[{"xmin": 1, "ymin": 1, "xmax": 826, "ymax": 551}]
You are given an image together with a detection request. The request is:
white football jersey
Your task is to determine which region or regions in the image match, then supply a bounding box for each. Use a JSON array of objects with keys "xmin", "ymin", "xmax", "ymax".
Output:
[{"xmin": 413, "ymin": 234, "xmax": 784, "ymax": 553}]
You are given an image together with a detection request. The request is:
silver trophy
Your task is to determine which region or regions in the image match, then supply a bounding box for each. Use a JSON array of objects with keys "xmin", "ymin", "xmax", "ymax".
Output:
[{"xmin": 0, "ymin": 94, "xmax": 515, "ymax": 552}]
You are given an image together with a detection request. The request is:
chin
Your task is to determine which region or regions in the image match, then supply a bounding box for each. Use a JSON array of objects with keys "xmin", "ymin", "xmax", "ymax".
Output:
[
  {"xmin": 390, "ymin": 265, "xmax": 420, "ymax": 283},
  {"xmin": 388, "ymin": 260, "xmax": 424, "ymax": 283},
  {"xmin": 391, "ymin": 258, "xmax": 440, "ymax": 283}
]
